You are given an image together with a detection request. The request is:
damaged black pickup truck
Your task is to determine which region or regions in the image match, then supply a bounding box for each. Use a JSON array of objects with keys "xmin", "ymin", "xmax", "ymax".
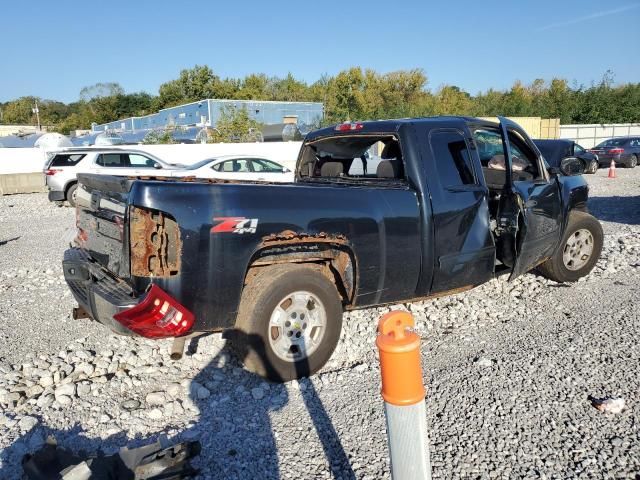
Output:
[{"xmin": 63, "ymin": 116, "xmax": 603, "ymax": 381}]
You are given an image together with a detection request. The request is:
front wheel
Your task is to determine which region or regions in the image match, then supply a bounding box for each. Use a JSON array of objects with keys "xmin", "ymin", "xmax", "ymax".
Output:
[
  {"xmin": 586, "ymin": 159, "xmax": 598, "ymax": 174},
  {"xmin": 537, "ymin": 211, "xmax": 603, "ymax": 283},
  {"xmin": 629, "ymin": 154, "xmax": 638, "ymax": 168},
  {"xmin": 231, "ymin": 264, "xmax": 343, "ymax": 382}
]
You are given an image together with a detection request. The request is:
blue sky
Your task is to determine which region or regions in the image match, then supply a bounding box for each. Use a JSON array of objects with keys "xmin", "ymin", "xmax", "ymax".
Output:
[{"xmin": 2, "ymin": 0, "xmax": 639, "ymax": 103}]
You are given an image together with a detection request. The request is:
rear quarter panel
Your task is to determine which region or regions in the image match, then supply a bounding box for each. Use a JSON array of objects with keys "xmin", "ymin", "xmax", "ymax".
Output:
[{"xmin": 129, "ymin": 180, "xmax": 422, "ymax": 330}]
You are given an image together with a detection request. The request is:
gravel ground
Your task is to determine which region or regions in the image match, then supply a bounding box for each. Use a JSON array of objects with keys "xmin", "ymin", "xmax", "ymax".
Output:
[{"xmin": 0, "ymin": 168, "xmax": 639, "ymax": 479}]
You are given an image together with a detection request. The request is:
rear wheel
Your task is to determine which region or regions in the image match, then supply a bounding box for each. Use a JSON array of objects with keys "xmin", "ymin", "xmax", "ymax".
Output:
[
  {"xmin": 537, "ymin": 211, "xmax": 603, "ymax": 282},
  {"xmin": 231, "ymin": 264, "xmax": 343, "ymax": 382},
  {"xmin": 66, "ymin": 183, "xmax": 78, "ymax": 207}
]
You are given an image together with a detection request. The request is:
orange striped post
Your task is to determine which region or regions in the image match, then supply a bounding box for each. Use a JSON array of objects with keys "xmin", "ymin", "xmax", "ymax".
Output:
[{"xmin": 376, "ymin": 311, "xmax": 431, "ymax": 479}]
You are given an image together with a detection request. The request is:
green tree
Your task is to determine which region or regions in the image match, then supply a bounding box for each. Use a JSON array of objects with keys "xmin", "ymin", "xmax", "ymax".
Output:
[
  {"xmin": 79, "ymin": 82, "xmax": 124, "ymax": 101},
  {"xmin": 142, "ymin": 128, "xmax": 176, "ymax": 144},
  {"xmin": 156, "ymin": 65, "xmax": 230, "ymax": 108},
  {"xmin": 433, "ymin": 85, "xmax": 473, "ymax": 115},
  {"xmin": 1, "ymin": 97, "xmax": 37, "ymax": 124},
  {"xmin": 238, "ymin": 73, "xmax": 271, "ymax": 100},
  {"xmin": 323, "ymin": 67, "xmax": 366, "ymax": 122},
  {"xmin": 208, "ymin": 105, "xmax": 262, "ymax": 143}
]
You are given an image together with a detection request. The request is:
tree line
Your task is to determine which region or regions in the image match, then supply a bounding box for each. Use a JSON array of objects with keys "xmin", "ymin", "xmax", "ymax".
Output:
[{"xmin": 1, "ymin": 66, "xmax": 638, "ymax": 135}]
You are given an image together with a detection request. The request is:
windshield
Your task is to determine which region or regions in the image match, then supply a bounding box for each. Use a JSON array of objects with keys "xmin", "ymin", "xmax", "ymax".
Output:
[
  {"xmin": 184, "ymin": 159, "xmax": 214, "ymax": 170},
  {"xmin": 595, "ymin": 138, "xmax": 627, "ymax": 148}
]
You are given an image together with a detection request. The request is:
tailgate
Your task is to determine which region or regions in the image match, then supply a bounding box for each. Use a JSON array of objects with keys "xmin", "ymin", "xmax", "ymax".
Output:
[{"xmin": 75, "ymin": 173, "xmax": 134, "ymax": 280}]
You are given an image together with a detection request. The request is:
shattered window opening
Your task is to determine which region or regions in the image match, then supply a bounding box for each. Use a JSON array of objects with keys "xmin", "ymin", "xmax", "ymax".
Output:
[{"xmin": 298, "ymin": 134, "xmax": 407, "ymax": 183}]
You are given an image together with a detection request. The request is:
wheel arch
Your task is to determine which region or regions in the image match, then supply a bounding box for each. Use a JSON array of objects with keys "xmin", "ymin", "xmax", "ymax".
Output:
[
  {"xmin": 243, "ymin": 239, "xmax": 357, "ymax": 308},
  {"xmin": 64, "ymin": 180, "xmax": 78, "ymax": 197}
]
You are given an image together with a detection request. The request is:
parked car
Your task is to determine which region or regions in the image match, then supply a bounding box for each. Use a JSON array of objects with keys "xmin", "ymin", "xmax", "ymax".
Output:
[
  {"xmin": 534, "ymin": 139, "xmax": 599, "ymax": 174},
  {"xmin": 44, "ymin": 148, "xmax": 183, "ymax": 207},
  {"xmin": 589, "ymin": 137, "xmax": 640, "ymax": 168},
  {"xmin": 64, "ymin": 116, "xmax": 602, "ymax": 382},
  {"xmin": 173, "ymin": 155, "xmax": 294, "ymax": 182}
]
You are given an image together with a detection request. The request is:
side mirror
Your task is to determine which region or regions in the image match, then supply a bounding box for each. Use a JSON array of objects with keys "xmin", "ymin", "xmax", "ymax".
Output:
[
  {"xmin": 153, "ymin": 162, "xmax": 163, "ymax": 169},
  {"xmin": 559, "ymin": 157, "xmax": 584, "ymax": 176},
  {"xmin": 283, "ymin": 167, "xmax": 291, "ymax": 173}
]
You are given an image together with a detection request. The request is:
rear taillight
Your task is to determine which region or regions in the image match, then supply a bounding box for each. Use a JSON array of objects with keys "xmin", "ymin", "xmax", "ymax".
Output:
[
  {"xmin": 113, "ymin": 285, "xmax": 194, "ymax": 338},
  {"xmin": 45, "ymin": 169, "xmax": 61, "ymax": 176},
  {"xmin": 609, "ymin": 148, "xmax": 624, "ymax": 155}
]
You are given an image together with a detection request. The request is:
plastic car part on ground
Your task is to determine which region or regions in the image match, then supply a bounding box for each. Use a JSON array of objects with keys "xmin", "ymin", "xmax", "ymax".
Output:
[{"xmin": 22, "ymin": 436, "xmax": 200, "ymax": 480}]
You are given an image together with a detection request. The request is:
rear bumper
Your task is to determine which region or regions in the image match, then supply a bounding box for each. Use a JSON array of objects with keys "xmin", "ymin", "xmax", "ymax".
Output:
[
  {"xmin": 597, "ymin": 155, "xmax": 622, "ymax": 166},
  {"xmin": 48, "ymin": 190, "xmax": 65, "ymax": 202},
  {"xmin": 62, "ymin": 248, "xmax": 139, "ymax": 335}
]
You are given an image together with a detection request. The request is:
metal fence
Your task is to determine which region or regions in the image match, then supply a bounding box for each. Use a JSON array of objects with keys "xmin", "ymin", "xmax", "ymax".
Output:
[{"xmin": 560, "ymin": 123, "xmax": 640, "ymax": 148}]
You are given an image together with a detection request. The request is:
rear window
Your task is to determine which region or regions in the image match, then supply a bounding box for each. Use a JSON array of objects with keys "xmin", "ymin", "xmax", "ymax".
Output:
[
  {"xmin": 50, "ymin": 154, "xmax": 86, "ymax": 167},
  {"xmin": 298, "ymin": 134, "xmax": 405, "ymax": 182},
  {"xmin": 251, "ymin": 158, "xmax": 284, "ymax": 172}
]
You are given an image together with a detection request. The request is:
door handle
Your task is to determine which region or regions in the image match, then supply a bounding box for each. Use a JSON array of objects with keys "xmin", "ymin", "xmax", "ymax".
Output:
[{"xmin": 524, "ymin": 199, "xmax": 538, "ymax": 208}]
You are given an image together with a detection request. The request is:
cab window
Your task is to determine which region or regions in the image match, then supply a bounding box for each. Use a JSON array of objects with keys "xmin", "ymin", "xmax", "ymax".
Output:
[
  {"xmin": 213, "ymin": 159, "xmax": 251, "ymax": 172},
  {"xmin": 127, "ymin": 154, "xmax": 156, "ymax": 168},
  {"xmin": 97, "ymin": 153, "xmax": 126, "ymax": 167},
  {"xmin": 507, "ymin": 131, "xmax": 542, "ymax": 181},
  {"xmin": 429, "ymin": 129, "xmax": 476, "ymax": 187},
  {"xmin": 251, "ymin": 158, "xmax": 284, "ymax": 172}
]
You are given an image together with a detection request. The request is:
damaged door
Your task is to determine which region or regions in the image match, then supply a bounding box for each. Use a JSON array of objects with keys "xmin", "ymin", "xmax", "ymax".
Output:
[{"xmin": 496, "ymin": 117, "xmax": 563, "ymax": 280}]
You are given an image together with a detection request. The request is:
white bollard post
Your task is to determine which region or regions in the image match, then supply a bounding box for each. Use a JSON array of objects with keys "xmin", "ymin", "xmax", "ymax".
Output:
[{"xmin": 376, "ymin": 311, "xmax": 431, "ymax": 480}]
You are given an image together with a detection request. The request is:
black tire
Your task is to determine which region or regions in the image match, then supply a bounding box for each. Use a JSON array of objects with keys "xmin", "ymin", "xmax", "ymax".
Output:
[
  {"xmin": 586, "ymin": 160, "xmax": 598, "ymax": 174},
  {"xmin": 230, "ymin": 264, "xmax": 343, "ymax": 382},
  {"xmin": 629, "ymin": 154, "xmax": 638, "ymax": 168},
  {"xmin": 537, "ymin": 211, "xmax": 603, "ymax": 283},
  {"xmin": 66, "ymin": 183, "xmax": 78, "ymax": 207}
]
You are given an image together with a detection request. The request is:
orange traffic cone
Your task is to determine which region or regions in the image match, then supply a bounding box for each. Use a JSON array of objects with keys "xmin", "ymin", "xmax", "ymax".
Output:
[{"xmin": 608, "ymin": 159, "xmax": 616, "ymax": 178}]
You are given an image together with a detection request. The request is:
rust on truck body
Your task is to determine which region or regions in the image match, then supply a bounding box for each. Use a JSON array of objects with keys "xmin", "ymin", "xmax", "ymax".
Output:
[{"xmin": 251, "ymin": 230, "xmax": 355, "ymax": 304}]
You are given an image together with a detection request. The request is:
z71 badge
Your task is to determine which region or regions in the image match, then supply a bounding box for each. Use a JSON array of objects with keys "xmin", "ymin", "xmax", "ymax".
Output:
[{"xmin": 211, "ymin": 217, "xmax": 259, "ymax": 234}]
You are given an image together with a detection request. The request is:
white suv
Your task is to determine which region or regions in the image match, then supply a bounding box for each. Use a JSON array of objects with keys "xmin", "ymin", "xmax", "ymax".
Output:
[{"xmin": 44, "ymin": 148, "xmax": 181, "ymax": 206}]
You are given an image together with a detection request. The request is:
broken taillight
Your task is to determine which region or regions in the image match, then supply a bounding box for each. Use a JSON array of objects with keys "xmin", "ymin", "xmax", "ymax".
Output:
[
  {"xmin": 335, "ymin": 122, "xmax": 364, "ymax": 132},
  {"xmin": 113, "ymin": 284, "xmax": 194, "ymax": 338}
]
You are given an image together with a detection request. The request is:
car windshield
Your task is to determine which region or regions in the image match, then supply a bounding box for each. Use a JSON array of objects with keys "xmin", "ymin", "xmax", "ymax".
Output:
[
  {"xmin": 184, "ymin": 159, "xmax": 215, "ymax": 170},
  {"xmin": 595, "ymin": 138, "xmax": 627, "ymax": 148}
]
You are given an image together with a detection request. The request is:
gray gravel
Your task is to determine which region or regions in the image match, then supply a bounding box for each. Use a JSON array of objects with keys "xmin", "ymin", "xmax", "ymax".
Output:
[{"xmin": 0, "ymin": 168, "xmax": 639, "ymax": 479}]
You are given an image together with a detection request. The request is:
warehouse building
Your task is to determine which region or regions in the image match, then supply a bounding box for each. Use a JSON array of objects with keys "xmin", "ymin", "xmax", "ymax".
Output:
[{"xmin": 92, "ymin": 99, "xmax": 324, "ymax": 132}]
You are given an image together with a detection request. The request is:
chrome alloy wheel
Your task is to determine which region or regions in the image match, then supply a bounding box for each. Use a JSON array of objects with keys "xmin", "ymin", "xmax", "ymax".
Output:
[
  {"xmin": 562, "ymin": 229, "xmax": 594, "ymax": 271},
  {"xmin": 268, "ymin": 291, "xmax": 327, "ymax": 362}
]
